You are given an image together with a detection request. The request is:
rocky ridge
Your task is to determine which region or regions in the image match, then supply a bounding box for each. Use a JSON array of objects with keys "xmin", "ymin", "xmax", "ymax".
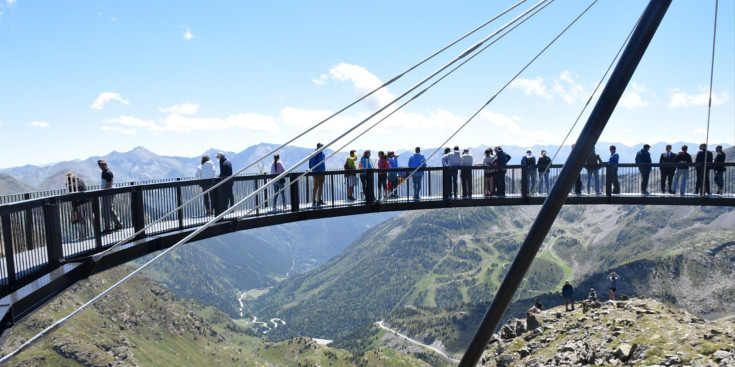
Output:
[{"xmin": 480, "ymin": 297, "xmax": 735, "ymax": 367}]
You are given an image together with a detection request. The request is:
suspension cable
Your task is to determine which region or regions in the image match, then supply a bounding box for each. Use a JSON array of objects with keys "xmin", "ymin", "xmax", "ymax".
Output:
[
  {"xmin": 536, "ymin": 7, "xmax": 641, "ymax": 190},
  {"xmin": 91, "ymin": 0, "xmax": 530, "ymax": 262},
  {"xmin": 702, "ymin": 0, "xmax": 719, "ymax": 196},
  {"xmin": 0, "ymin": 2, "xmax": 549, "ymax": 363},
  {"xmin": 395, "ymin": 0, "xmax": 597, "ymax": 195},
  {"xmin": 243, "ymin": 0, "xmax": 555, "ymax": 214}
]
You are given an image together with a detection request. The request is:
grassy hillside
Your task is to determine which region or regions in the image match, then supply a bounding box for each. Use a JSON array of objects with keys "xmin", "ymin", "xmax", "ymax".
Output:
[
  {"xmin": 1, "ymin": 266, "xmax": 429, "ymax": 366},
  {"xmin": 246, "ymin": 205, "xmax": 734, "ymax": 354}
]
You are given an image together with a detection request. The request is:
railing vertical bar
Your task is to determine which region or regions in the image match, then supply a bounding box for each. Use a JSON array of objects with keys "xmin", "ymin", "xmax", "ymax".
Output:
[{"xmin": 1, "ymin": 214, "xmax": 17, "ymax": 289}]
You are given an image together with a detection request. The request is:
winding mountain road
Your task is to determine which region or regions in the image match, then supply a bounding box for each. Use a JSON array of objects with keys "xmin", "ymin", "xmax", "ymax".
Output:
[{"xmin": 376, "ymin": 321, "xmax": 459, "ymax": 363}]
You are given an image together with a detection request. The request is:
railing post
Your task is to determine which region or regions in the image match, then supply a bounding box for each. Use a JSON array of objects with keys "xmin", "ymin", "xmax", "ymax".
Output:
[
  {"xmin": 442, "ymin": 167, "xmax": 450, "ymax": 201},
  {"xmin": 521, "ymin": 166, "xmax": 528, "ymax": 200},
  {"xmin": 131, "ymin": 186, "xmax": 146, "ymax": 240},
  {"xmin": 289, "ymin": 173, "xmax": 300, "ymax": 212},
  {"xmin": 175, "ymin": 179, "xmax": 184, "ymax": 229},
  {"xmin": 42, "ymin": 198, "xmax": 63, "ymax": 266},
  {"xmin": 23, "ymin": 193, "xmax": 33, "ymax": 252},
  {"xmin": 330, "ymin": 173, "xmax": 335, "ymax": 206},
  {"xmin": 92, "ymin": 196, "xmax": 102, "ymax": 249},
  {"xmin": 605, "ymin": 164, "xmax": 612, "ymax": 198},
  {"xmin": 1, "ymin": 214, "xmax": 17, "ymax": 290},
  {"xmin": 366, "ymin": 169, "xmax": 375, "ymax": 205},
  {"xmin": 254, "ymin": 179, "xmax": 260, "ymax": 216}
]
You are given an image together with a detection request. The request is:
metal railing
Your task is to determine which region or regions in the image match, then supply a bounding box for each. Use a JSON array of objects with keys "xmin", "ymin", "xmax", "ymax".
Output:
[{"xmin": 1, "ymin": 162, "xmax": 733, "ymax": 298}]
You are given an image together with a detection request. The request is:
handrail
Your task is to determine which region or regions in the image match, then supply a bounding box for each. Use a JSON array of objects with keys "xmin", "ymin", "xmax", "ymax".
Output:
[{"xmin": 0, "ymin": 161, "xmax": 733, "ymax": 329}]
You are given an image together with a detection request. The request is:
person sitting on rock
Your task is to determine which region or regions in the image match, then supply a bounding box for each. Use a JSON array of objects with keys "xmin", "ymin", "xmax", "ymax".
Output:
[
  {"xmin": 589, "ymin": 288, "xmax": 597, "ymax": 302},
  {"xmin": 534, "ymin": 298, "xmax": 543, "ymax": 311},
  {"xmin": 562, "ymin": 280, "xmax": 575, "ymax": 311}
]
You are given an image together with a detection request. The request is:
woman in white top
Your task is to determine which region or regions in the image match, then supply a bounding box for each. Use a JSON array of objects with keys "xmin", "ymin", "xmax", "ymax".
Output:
[
  {"xmin": 196, "ymin": 156, "xmax": 216, "ymax": 215},
  {"xmin": 270, "ymin": 154, "xmax": 287, "ymax": 210}
]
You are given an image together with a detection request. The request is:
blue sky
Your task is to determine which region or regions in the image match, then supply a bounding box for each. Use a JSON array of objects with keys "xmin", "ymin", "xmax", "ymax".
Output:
[{"xmin": 1, "ymin": 0, "xmax": 733, "ymax": 168}]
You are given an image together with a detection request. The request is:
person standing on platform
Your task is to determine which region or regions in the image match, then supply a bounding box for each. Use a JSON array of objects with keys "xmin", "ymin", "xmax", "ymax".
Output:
[
  {"xmin": 460, "ymin": 148, "xmax": 473, "ymax": 198},
  {"xmin": 387, "ymin": 151, "xmax": 400, "ymax": 198},
  {"xmin": 521, "ymin": 149, "xmax": 537, "ymax": 195},
  {"xmin": 66, "ymin": 172, "xmax": 90, "ymax": 239},
  {"xmin": 694, "ymin": 143, "xmax": 713, "ymax": 195},
  {"xmin": 537, "ymin": 149, "xmax": 552, "ymax": 194},
  {"xmin": 98, "ymin": 159, "xmax": 123, "ymax": 234},
  {"xmin": 309, "ymin": 143, "xmax": 326, "ymax": 206},
  {"xmin": 606, "ymin": 145, "xmax": 620, "ymax": 194},
  {"xmin": 270, "ymin": 154, "xmax": 287, "ymax": 210},
  {"xmin": 377, "ymin": 151, "xmax": 389, "ymax": 199},
  {"xmin": 673, "ymin": 145, "xmax": 692, "ymax": 195},
  {"xmin": 659, "ymin": 144, "xmax": 676, "ymax": 194},
  {"xmin": 494, "ymin": 146, "xmax": 511, "ymax": 196},
  {"xmin": 586, "ymin": 148, "xmax": 603, "ymax": 195},
  {"xmin": 482, "ymin": 148, "xmax": 495, "ymax": 196},
  {"xmin": 345, "ymin": 150, "xmax": 358, "ymax": 201},
  {"xmin": 196, "ymin": 155, "xmax": 216, "ymax": 215},
  {"xmin": 216, "ymin": 152, "xmax": 234, "ymax": 212},
  {"xmin": 360, "ymin": 150, "xmax": 374, "ymax": 203},
  {"xmin": 447, "ymin": 146, "xmax": 462, "ymax": 198},
  {"xmin": 635, "ymin": 144, "xmax": 652, "ymax": 195},
  {"xmin": 713, "ymin": 145, "xmax": 726, "ymax": 195},
  {"xmin": 407, "ymin": 147, "xmax": 427, "ymax": 200}
]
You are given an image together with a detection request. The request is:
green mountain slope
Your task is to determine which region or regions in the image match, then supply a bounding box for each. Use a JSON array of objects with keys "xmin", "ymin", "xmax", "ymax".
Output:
[
  {"xmin": 1, "ymin": 266, "xmax": 429, "ymax": 367},
  {"xmin": 248, "ymin": 205, "xmax": 734, "ymax": 354}
]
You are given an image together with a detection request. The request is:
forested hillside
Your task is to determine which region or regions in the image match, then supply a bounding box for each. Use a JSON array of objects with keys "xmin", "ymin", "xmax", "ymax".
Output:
[{"xmin": 247, "ymin": 205, "xmax": 734, "ymax": 354}]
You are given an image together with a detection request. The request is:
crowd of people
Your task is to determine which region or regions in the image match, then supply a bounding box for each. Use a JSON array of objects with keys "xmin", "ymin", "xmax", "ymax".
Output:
[{"xmin": 63, "ymin": 143, "xmax": 728, "ymax": 233}]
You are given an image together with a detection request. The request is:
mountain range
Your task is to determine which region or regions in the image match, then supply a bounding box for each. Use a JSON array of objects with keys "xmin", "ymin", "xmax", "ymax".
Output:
[{"xmin": 1, "ymin": 142, "xmax": 731, "ymax": 194}]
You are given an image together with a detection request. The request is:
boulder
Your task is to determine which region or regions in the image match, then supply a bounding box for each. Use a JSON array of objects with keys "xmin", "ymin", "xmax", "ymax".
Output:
[
  {"xmin": 500, "ymin": 324, "xmax": 516, "ymax": 340},
  {"xmin": 615, "ymin": 343, "xmax": 635, "ymax": 362},
  {"xmin": 526, "ymin": 313, "xmax": 541, "ymax": 331},
  {"xmin": 495, "ymin": 354, "xmax": 514, "ymax": 367},
  {"xmin": 713, "ymin": 350, "xmax": 732, "ymax": 362}
]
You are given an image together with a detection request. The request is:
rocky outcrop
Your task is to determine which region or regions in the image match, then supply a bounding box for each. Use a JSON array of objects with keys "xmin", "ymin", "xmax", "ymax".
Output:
[{"xmin": 481, "ymin": 298, "xmax": 735, "ymax": 366}]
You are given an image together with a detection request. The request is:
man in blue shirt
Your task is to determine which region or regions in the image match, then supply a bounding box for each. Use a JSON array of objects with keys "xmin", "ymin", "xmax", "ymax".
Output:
[
  {"xmin": 635, "ymin": 144, "xmax": 652, "ymax": 195},
  {"xmin": 309, "ymin": 143, "xmax": 326, "ymax": 206},
  {"xmin": 606, "ymin": 145, "xmax": 620, "ymax": 194},
  {"xmin": 407, "ymin": 147, "xmax": 427, "ymax": 200}
]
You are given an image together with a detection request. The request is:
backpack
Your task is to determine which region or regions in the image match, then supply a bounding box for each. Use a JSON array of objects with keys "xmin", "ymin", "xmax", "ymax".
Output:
[{"xmin": 344, "ymin": 160, "xmax": 350, "ymax": 177}]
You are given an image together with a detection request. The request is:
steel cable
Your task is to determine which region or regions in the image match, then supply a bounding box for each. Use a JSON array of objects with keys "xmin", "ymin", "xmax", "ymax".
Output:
[
  {"xmin": 0, "ymin": 2, "xmax": 545, "ymax": 363},
  {"xmin": 90, "ymin": 0, "xmax": 530, "ymax": 262}
]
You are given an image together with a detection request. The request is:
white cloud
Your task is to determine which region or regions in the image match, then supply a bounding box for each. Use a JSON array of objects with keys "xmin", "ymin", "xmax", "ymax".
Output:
[
  {"xmin": 669, "ymin": 88, "xmax": 729, "ymax": 108},
  {"xmin": 509, "ymin": 71, "xmax": 587, "ymax": 104},
  {"xmin": 618, "ymin": 92, "xmax": 648, "ymax": 109},
  {"xmin": 7, "ymin": 0, "xmax": 16, "ymax": 5},
  {"xmin": 509, "ymin": 77, "xmax": 552, "ymax": 100},
  {"xmin": 158, "ymin": 103, "xmax": 199, "ymax": 115},
  {"xmin": 479, "ymin": 110, "xmax": 521, "ymax": 132},
  {"xmin": 321, "ymin": 63, "xmax": 395, "ymax": 111},
  {"xmin": 552, "ymin": 71, "xmax": 586, "ymax": 104},
  {"xmin": 30, "ymin": 121, "xmax": 50, "ymax": 128},
  {"xmin": 311, "ymin": 76, "xmax": 326, "ymax": 85},
  {"xmin": 90, "ymin": 92, "xmax": 130, "ymax": 110},
  {"xmin": 183, "ymin": 28, "xmax": 194, "ymax": 41}
]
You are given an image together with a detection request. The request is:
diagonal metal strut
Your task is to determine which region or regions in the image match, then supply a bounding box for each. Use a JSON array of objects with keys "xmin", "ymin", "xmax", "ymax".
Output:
[{"xmin": 458, "ymin": 0, "xmax": 673, "ymax": 365}]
